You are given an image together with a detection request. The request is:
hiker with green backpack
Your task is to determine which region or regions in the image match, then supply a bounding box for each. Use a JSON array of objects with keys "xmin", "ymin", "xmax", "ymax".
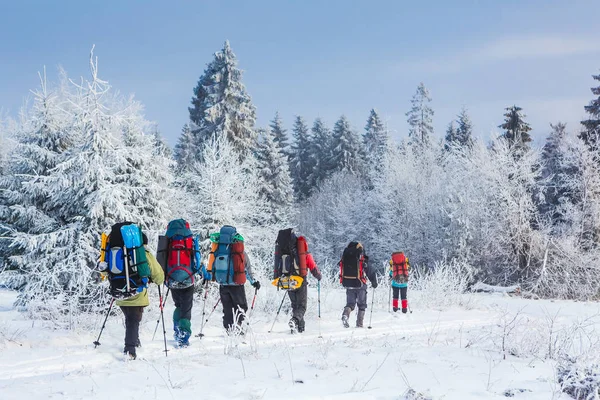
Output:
[
  {"xmin": 98, "ymin": 222, "xmax": 164, "ymax": 360},
  {"xmin": 156, "ymin": 219, "xmax": 208, "ymax": 347},
  {"xmin": 205, "ymin": 225, "xmax": 260, "ymax": 334}
]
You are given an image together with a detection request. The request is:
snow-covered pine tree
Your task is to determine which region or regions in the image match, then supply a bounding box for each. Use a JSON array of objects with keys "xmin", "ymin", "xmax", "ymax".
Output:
[
  {"xmin": 151, "ymin": 126, "xmax": 173, "ymax": 159},
  {"xmin": 456, "ymin": 107, "xmax": 474, "ymax": 149},
  {"xmin": 255, "ymin": 127, "xmax": 294, "ymax": 222},
  {"xmin": 270, "ymin": 112, "xmax": 290, "ymax": 159},
  {"xmin": 580, "ymin": 71, "xmax": 600, "ymax": 149},
  {"xmin": 0, "ymin": 70, "xmax": 74, "ymax": 291},
  {"xmin": 307, "ymin": 118, "xmax": 334, "ymax": 190},
  {"xmin": 290, "ymin": 116, "xmax": 314, "ymax": 200},
  {"xmin": 406, "ymin": 82, "xmax": 434, "ymax": 146},
  {"xmin": 174, "ymin": 123, "xmax": 198, "ymax": 170},
  {"xmin": 498, "ymin": 105, "xmax": 532, "ymax": 152},
  {"xmin": 188, "ymin": 40, "xmax": 257, "ymax": 157},
  {"xmin": 363, "ymin": 109, "xmax": 389, "ymax": 177},
  {"xmin": 444, "ymin": 121, "xmax": 458, "ymax": 151},
  {"xmin": 539, "ymin": 122, "xmax": 570, "ymax": 228},
  {"xmin": 330, "ymin": 115, "xmax": 362, "ymax": 175}
]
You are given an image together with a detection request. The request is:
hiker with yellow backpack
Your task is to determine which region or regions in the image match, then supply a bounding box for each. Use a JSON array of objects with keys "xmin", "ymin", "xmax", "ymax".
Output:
[
  {"xmin": 96, "ymin": 222, "xmax": 164, "ymax": 360},
  {"xmin": 389, "ymin": 251, "xmax": 410, "ymax": 314},
  {"xmin": 272, "ymin": 228, "xmax": 322, "ymax": 333}
]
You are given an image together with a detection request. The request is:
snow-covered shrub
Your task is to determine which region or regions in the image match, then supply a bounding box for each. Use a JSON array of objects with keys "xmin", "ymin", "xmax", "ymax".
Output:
[
  {"xmin": 410, "ymin": 259, "xmax": 474, "ymax": 309},
  {"xmin": 558, "ymin": 356, "xmax": 600, "ymax": 400}
]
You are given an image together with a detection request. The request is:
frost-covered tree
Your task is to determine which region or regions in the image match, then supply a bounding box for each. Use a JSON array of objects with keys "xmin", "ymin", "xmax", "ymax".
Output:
[
  {"xmin": 151, "ymin": 127, "xmax": 172, "ymax": 159},
  {"xmin": 307, "ymin": 118, "xmax": 334, "ymax": 189},
  {"xmin": 580, "ymin": 71, "xmax": 600, "ymax": 149},
  {"xmin": 363, "ymin": 109, "xmax": 389, "ymax": 174},
  {"xmin": 174, "ymin": 123, "xmax": 197, "ymax": 170},
  {"xmin": 539, "ymin": 122, "xmax": 570, "ymax": 226},
  {"xmin": 269, "ymin": 112, "xmax": 289, "ymax": 158},
  {"xmin": 188, "ymin": 40, "xmax": 257, "ymax": 156},
  {"xmin": 445, "ymin": 108, "xmax": 474, "ymax": 151},
  {"xmin": 499, "ymin": 105, "xmax": 532, "ymax": 152},
  {"xmin": 330, "ymin": 115, "xmax": 362, "ymax": 175},
  {"xmin": 290, "ymin": 116, "xmax": 314, "ymax": 200},
  {"xmin": 406, "ymin": 82, "xmax": 434, "ymax": 145},
  {"xmin": 255, "ymin": 127, "xmax": 294, "ymax": 221}
]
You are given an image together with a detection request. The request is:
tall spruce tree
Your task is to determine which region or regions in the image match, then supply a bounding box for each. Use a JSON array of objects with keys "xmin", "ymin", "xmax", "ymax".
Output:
[
  {"xmin": 290, "ymin": 116, "xmax": 313, "ymax": 200},
  {"xmin": 256, "ymin": 128, "xmax": 294, "ymax": 220},
  {"xmin": 330, "ymin": 115, "xmax": 361, "ymax": 175},
  {"xmin": 307, "ymin": 118, "xmax": 333, "ymax": 190},
  {"xmin": 406, "ymin": 82, "xmax": 434, "ymax": 146},
  {"xmin": 580, "ymin": 72, "xmax": 600, "ymax": 149},
  {"xmin": 539, "ymin": 122, "xmax": 570, "ymax": 226},
  {"xmin": 444, "ymin": 121, "xmax": 458, "ymax": 151},
  {"xmin": 445, "ymin": 107, "xmax": 474, "ymax": 150},
  {"xmin": 499, "ymin": 105, "xmax": 532, "ymax": 151},
  {"xmin": 363, "ymin": 109, "xmax": 389, "ymax": 169},
  {"xmin": 188, "ymin": 40, "xmax": 257, "ymax": 157},
  {"xmin": 174, "ymin": 123, "xmax": 197, "ymax": 170},
  {"xmin": 269, "ymin": 112, "xmax": 289, "ymax": 158}
]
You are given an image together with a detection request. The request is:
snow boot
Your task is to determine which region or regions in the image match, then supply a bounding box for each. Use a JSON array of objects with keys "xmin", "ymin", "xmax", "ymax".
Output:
[
  {"xmin": 356, "ymin": 310, "xmax": 365, "ymax": 328},
  {"xmin": 124, "ymin": 346, "xmax": 137, "ymax": 360},
  {"xmin": 402, "ymin": 299, "xmax": 408, "ymax": 314},
  {"xmin": 393, "ymin": 307, "xmax": 398, "ymax": 312},
  {"xmin": 341, "ymin": 307, "xmax": 351, "ymax": 328},
  {"xmin": 402, "ymin": 308, "xmax": 408, "ymax": 314},
  {"xmin": 289, "ymin": 317, "xmax": 299, "ymax": 334}
]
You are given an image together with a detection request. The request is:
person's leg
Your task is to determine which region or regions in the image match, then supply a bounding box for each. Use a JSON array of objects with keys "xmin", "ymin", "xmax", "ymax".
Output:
[
  {"xmin": 342, "ymin": 289, "xmax": 357, "ymax": 327},
  {"xmin": 356, "ymin": 288, "xmax": 368, "ymax": 327},
  {"xmin": 290, "ymin": 283, "xmax": 308, "ymax": 332},
  {"xmin": 171, "ymin": 288, "xmax": 183, "ymax": 338},
  {"xmin": 120, "ymin": 306, "xmax": 143, "ymax": 357},
  {"xmin": 230, "ymin": 285, "xmax": 249, "ymax": 328},
  {"xmin": 400, "ymin": 286, "xmax": 408, "ymax": 313},
  {"xmin": 392, "ymin": 286, "xmax": 400, "ymax": 312},
  {"xmin": 172, "ymin": 286, "xmax": 194, "ymax": 343},
  {"xmin": 220, "ymin": 285, "xmax": 234, "ymax": 329}
]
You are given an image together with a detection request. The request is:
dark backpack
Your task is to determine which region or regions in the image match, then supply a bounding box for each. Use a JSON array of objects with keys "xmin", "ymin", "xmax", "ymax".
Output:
[
  {"xmin": 103, "ymin": 222, "xmax": 150, "ymax": 299},
  {"xmin": 157, "ymin": 219, "xmax": 200, "ymax": 289},
  {"xmin": 340, "ymin": 242, "xmax": 365, "ymax": 288},
  {"xmin": 274, "ymin": 228, "xmax": 307, "ymax": 278}
]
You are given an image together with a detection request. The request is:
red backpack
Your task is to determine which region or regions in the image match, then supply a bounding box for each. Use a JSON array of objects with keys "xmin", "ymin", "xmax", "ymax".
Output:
[{"xmin": 391, "ymin": 252, "xmax": 409, "ymax": 283}]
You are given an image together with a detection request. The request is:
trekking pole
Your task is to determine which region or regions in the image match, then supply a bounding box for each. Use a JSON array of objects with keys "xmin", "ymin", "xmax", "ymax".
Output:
[
  {"xmin": 152, "ymin": 288, "xmax": 170, "ymax": 340},
  {"xmin": 93, "ymin": 298, "xmax": 115, "ymax": 348},
  {"xmin": 157, "ymin": 285, "xmax": 168, "ymax": 357},
  {"xmin": 197, "ymin": 282, "xmax": 210, "ymax": 338},
  {"xmin": 244, "ymin": 287, "xmax": 259, "ymax": 331},
  {"xmin": 367, "ymin": 287, "xmax": 376, "ymax": 329},
  {"xmin": 204, "ymin": 298, "xmax": 221, "ymax": 324},
  {"xmin": 268, "ymin": 290, "xmax": 288, "ymax": 333},
  {"xmin": 318, "ymin": 281, "xmax": 322, "ymax": 338},
  {"xmin": 388, "ymin": 282, "xmax": 392, "ymax": 313}
]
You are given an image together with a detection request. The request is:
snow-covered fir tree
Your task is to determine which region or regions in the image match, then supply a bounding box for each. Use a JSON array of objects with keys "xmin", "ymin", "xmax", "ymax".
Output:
[
  {"xmin": 188, "ymin": 40, "xmax": 257, "ymax": 157},
  {"xmin": 406, "ymin": 82, "xmax": 434, "ymax": 146},
  {"xmin": 580, "ymin": 71, "xmax": 600, "ymax": 149},
  {"xmin": 363, "ymin": 109, "xmax": 389, "ymax": 176},
  {"xmin": 269, "ymin": 112, "xmax": 290, "ymax": 159},
  {"xmin": 539, "ymin": 122, "xmax": 570, "ymax": 228},
  {"xmin": 444, "ymin": 121, "xmax": 458, "ymax": 151},
  {"xmin": 255, "ymin": 127, "xmax": 294, "ymax": 222},
  {"xmin": 330, "ymin": 115, "xmax": 362, "ymax": 175},
  {"xmin": 151, "ymin": 127, "xmax": 173, "ymax": 159},
  {"xmin": 499, "ymin": 105, "xmax": 532, "ymax": 151},
  {"xmin": 290, "ymin": 116, "xmax": 314, "ymax": 200},
  {"xmin": 174, "ymin": 123, "xmax": 197, "ymax": 170},
  {"xmin": 307, "ymin": 118, "xmax": 334, "ymax": 189},
  {"xmin": 445, "ymin": 108, "xmax": 474, "ymax": 151}
]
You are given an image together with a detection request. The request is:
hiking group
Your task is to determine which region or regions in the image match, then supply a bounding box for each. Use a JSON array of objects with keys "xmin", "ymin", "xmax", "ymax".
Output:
[{"xmin": 95, "ymin": 220, "xmax": 410, "ymax": 359}]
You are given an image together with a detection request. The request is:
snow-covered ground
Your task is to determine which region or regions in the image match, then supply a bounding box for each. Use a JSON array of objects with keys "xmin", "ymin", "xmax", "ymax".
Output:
[{"xmin": 0, "ymin": 286, "xmax": 599, "ymax": 400}]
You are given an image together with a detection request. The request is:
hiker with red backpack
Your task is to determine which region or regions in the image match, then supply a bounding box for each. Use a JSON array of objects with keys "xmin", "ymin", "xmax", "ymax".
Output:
[
  {"xmin": 156, "ymin": 219, "xmax": 208, "ymax": 347},
  {"xmin": 389, "ymin": 252, "xmax": 410, "ymax": 313},
  {"xmin": 205, "ymin": 225, "xmax": 260, "ymax": 334},
  {"xmin": 273, "ymin": 228, "xmax": 322, "ymax": 333},
  {"xmin": 98, "ymin": 222, "xmax": 164, "ymax": 360},
  {"xmin": 339, "ymin": 242, "xmax": 377, "ymax": 328}
]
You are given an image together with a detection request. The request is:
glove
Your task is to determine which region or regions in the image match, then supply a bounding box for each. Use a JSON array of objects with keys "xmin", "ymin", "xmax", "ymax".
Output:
[
  {"xmin": 372, "ymin": 281, "xmax": 378, "ymax": 289},
  {"xmin": 252, "ymin": 281, "xmax": 261, "ymax": 290}
]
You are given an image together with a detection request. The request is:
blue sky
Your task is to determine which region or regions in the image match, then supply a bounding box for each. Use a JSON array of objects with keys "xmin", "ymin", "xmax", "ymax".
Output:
[{"xmin": 1, "ymin": 0, "xmax": 599, "ymax": 146}]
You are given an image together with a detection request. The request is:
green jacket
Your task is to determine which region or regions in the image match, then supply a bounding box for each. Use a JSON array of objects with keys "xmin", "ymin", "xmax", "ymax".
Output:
[{"xmin": 117, "ymin": 250, "xmax": 165, "ymax": 307}]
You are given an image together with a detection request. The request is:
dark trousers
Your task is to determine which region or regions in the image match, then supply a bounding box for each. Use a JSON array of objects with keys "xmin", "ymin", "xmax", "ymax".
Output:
[
  {"xmin": 392, "ymin": 286, "xmax": 408, "ymax": 310},
  {"xmin": 120, "ymin": 306, "xmax": 143, "ymax": 350},
  {"xmin": 345, "ymin": 287, "xmax": 368, "ymax": 311},
  {"xmin": 171, "ymin": 286, "xmax": 194, "ymax": 321},
  {"xmin": 288, "ymin": 282, "xmax": 308, "ymax": 329},
  {"xmin": 219, "ymin": 285, "xmax": 248, "ymax": 329}
]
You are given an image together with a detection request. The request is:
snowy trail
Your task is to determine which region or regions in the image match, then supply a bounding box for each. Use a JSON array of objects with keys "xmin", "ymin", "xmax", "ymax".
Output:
[{"xmin": 2, "ymin": 288, "xmax": 596, "ymax": 399}]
